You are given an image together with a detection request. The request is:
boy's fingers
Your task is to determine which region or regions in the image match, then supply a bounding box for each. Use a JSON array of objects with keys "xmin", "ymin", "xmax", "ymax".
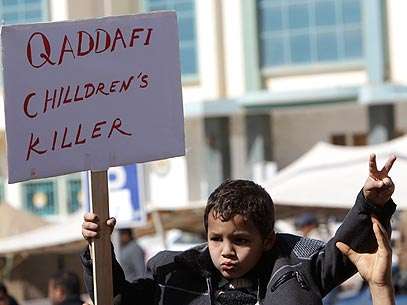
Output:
[
  {"xmin": 82, "ymin": 230, "xmax": 98, "ymax": 238},
  {"xmin": 106, "ymin": 217, "xmax": 116, "ymax": 227},
  {"xmin": 369, "ymin": 154, "xmax": 379, "ymax": 177},
  {"xmin": 82, "ymin": 229, "xmax": 99, "ymax": 242},
  {"xmin": 82, "ymin": 221, "xmax": 99, "ymax": 231},
  {"xmin": 382, "ymin": 177, "xmax": 394, "ymax": 189},
  {"xmin": 336, "ymin": 242, "xmax": 359, "ymax": 265},
  {"xmin": 82, "ymin": 219, "xmax": 99, "ymax": 238},
  {"xmin": 381, "ymin": 154, "xmax": 397, "ymax": 175},
  {"xmin": 366, "ymin": 178, "xmax": 384, "ymax": 189},
  {"xmin": 84, "ymin": 212, "xmax": 99, "ymax": 222}
]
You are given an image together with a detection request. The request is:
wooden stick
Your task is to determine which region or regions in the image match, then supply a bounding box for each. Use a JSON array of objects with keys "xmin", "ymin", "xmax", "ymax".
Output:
[{"xmin": 90, "ymin": 170, "xmax": 113, "ymax": 305}]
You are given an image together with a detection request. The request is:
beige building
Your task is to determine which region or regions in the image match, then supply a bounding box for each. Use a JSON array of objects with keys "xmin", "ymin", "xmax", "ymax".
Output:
[
  {"xmin": 1, "ymin": 0, "xmax": 407, "ymax": 300},
  {"xmin": 0, "ymin": 0, "xmax": 407, "ymax": 219}
]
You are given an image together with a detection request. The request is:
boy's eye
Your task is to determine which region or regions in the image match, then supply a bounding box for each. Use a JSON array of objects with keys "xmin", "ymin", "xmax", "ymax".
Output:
[
  {"xmin": 210, "ymin": 236, "xmax": 222, "ymax": 242},
  {"xmin": 234, "ymin": 238, "xmax": 250, "ymax": 245}
]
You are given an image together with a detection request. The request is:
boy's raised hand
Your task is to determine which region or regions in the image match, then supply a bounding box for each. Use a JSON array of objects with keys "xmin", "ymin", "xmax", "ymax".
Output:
[
  {"xmin": 81, "ymin": 212, "xmax": 116, "ymax": 243},
  {"xmin": 363, "ymin": 154, "xmax": 396, "ymax": 207}
]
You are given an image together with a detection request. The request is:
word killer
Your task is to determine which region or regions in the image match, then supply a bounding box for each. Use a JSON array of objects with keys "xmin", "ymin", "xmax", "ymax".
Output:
[{"xmin": 25, "ymin": 118, "xmax": 132, "ymax": 161}]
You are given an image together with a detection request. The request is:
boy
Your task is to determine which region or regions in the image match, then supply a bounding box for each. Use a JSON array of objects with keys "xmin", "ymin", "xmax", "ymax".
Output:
[{"xmin": 81, "ymin": 154, "xmax": 396, "ymax": 305}]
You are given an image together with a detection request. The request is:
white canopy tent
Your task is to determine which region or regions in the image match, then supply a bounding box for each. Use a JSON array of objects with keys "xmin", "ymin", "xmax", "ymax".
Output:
[
  {"xmin": 0, "ymin": 204, "xmax": 48, "ymax": 238},
  {"xmin": 266, "ymin": 135, "xmax": 407, "ymax": 209},
  {"xmin": 0, "ymin": 207, "xmax": 206, "ymax": 256},
  {"xmin": 0, "ymin": 213, "xmax": 85, "ymax": 256}
]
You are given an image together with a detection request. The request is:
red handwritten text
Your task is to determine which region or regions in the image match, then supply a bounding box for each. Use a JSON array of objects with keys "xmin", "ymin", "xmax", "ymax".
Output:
[
  {"xmin": 25, "ymin": 118, "xmax": 132, "ymax": 161},
  {"xmin": 23, "ymin": 73, "xmax": 149, "ymax": 119},
  {"xmin": 26, "ymin": 27, "xmax": 153, "ymax": 68}
]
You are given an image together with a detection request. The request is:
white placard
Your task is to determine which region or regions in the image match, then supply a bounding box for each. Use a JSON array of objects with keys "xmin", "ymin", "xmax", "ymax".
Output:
[{"xmin": 1, "ymin": 12, "xmax": 185, "ymax": 183}]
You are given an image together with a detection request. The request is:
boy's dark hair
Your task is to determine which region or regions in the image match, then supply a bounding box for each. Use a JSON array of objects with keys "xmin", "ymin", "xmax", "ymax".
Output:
[
  {"xmin": 50, "ymin": 271, "xmax": 80, "ymax": 296},
  {"xmin": 204, "ymin": 179, "xmax": 275, "ymax": 238}
]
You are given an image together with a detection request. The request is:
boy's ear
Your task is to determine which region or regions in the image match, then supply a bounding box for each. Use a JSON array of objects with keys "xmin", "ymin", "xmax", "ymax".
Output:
[{"xmin": 263, "ymin": 231, "xmax": 276, "ymax": 251}]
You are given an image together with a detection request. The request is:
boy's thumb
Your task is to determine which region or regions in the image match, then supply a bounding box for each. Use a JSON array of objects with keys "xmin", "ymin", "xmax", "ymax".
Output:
[{"xmin": 106, "ymin": 217, "xmax": 116, "ymax": 231}]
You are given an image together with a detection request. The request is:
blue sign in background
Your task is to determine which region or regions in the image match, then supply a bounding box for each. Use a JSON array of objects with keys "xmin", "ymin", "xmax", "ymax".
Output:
[{"xmin": 83, "ymin": 164, "xmax": 145, "ymax": 227}]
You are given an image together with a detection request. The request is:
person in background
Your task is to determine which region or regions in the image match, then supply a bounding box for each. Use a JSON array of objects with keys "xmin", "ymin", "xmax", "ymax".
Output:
[
  {"xmin": 118, "ymin": 228, "xmax": 145, "ymax": 281},
  {"xmin": 337, "ymin": 217, "xmax": 395, "ymax": 305},
  {"xmin": 0, "ymin": 282, "xmax": 18, "ymax": 305},
  {"xmin": 295, "ymin": 212, "xmax": 329, "ymax": 241},
  {"xmin": 48, "ymin": 271, "xmax": 83, "ymax": 305}
]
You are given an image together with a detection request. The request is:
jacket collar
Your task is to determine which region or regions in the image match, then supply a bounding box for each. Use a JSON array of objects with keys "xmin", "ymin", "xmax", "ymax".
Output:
[{"xmin": 174, "ymin": 243, "xmax": 217, "ymax": 278}]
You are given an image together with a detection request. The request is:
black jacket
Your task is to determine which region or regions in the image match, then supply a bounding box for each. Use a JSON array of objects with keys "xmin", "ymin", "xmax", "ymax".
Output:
[
  {"xmin": 81, "ymin": 190, "xmax": 396, "ymax": 305},
  {"xmin": 59, "ymin": 296, "xmax": 84, "ymax": 305}
]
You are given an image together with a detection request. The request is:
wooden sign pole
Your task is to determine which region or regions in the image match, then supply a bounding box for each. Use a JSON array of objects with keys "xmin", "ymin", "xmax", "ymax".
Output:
[{"xmin": 90, "ymin": 170, "xmax": 113, "ymax": 305}]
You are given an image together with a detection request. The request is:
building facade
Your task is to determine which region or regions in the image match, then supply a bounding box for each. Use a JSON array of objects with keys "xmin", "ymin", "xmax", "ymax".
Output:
[{"xmin": 0, "ymin": 0, "xmax": 406, "ymax": 218}]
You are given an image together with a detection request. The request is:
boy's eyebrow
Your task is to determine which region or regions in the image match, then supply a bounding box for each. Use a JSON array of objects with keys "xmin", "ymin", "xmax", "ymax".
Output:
[
  {"xmin": 232, "ymin": 231, "xmax": 251, "ymax": 236},
  {"xmin": 207, "ymin": 230, "xmax": 252, "ymax": 236},
  {"xmin": 208, "ymin": 232, "xmax": 221, "ymax": 235}
]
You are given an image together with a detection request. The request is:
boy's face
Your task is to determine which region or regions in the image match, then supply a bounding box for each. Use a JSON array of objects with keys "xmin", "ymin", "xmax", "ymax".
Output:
[{"xmin": 207, "ymin": 211, "xmax": 274, "ymax": 279}]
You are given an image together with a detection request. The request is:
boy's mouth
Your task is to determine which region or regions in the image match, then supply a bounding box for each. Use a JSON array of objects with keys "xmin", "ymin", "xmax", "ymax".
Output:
[{"xmin": 221, "ymin": 262, "xmax": 236, "ymax": 271}]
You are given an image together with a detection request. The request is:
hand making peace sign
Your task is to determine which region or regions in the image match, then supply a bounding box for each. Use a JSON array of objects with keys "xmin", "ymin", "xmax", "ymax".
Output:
[{"xmin": 362, "ymin": 154, "xmax": 397, "ymax": 207}]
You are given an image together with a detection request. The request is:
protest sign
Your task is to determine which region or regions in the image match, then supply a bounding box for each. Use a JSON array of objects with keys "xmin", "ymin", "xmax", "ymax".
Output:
[
  {"xmin": 1, "ymin": 12, "xmax": 184, "ymax": 305},
  {"xmin": 1, "ymin": 12, "xmax": 185, "ymax": 183}
]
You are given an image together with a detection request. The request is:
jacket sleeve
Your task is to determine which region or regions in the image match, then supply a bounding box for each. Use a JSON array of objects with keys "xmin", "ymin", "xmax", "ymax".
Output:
[
  {"xmin": 80, "ymin": 246, "xmax": 160, "ymax": 305},
  {"xmin": 311, "ymin": 189, "xmax": 396, "ymax": 297}
]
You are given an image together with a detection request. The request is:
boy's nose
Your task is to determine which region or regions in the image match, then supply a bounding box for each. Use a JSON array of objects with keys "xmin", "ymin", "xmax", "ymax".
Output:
[{"xmin": 221, "ymin": 241, "xmax": 235, "ymax": 257}]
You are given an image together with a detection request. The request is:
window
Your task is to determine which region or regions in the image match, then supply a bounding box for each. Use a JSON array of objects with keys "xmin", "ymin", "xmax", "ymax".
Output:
[
  {"xmin": 352, "ymin": 132, "xmax": 367, "ymax": 146},
  {"xmin": 331, "ymin": 134, "xmax": 346, "ymax": 145},
  {"xmin": 23, "ymin": 180, "xmax": 57, "ymax": 216},
  {"xmin": 67, "ymin": 179, "xmax": 82, "ymax": 214},
  {"xmin": 257, "ymin": 0, "xmax": 363, "ymax": 69},
  {"xmin": 331, "ymin": 132, "xmax": 367, "ymax": 146},
  {"xmin": 0, "ymin": 0, "xmax": 48, "ymax": 24},
  {"xmin": 0, "ymin": 0, "xmax": 49, "ymax": 85},
  {"xmin": 144, "ymin": 0, "xmax": 198, "ymax": 76}
]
